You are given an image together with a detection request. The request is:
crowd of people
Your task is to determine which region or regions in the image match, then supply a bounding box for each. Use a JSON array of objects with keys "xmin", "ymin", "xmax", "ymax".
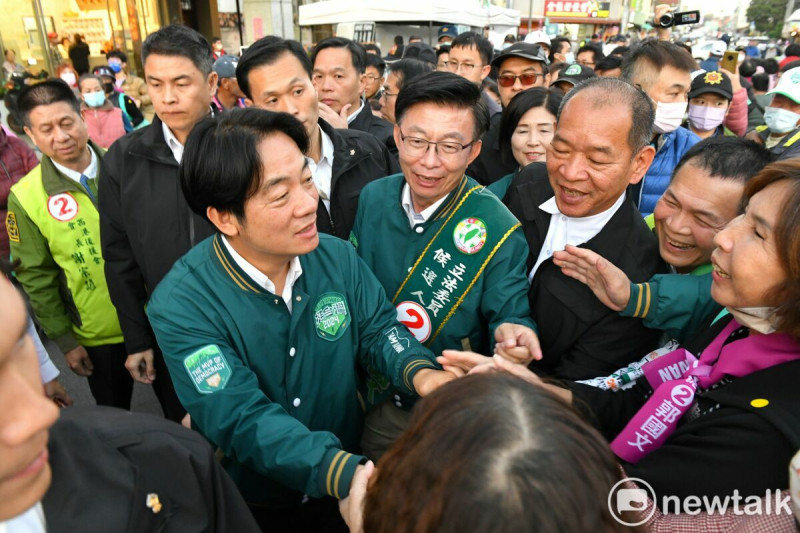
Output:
[{"xmin": 2, "ymin": 9, "xmax": 800, "ymax": 532}]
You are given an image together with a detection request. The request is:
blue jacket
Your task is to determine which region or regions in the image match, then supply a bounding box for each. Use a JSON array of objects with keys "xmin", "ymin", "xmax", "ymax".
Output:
[{"xmin": 635, "ymin": 127, "xmax": 700, "ymax": 217}]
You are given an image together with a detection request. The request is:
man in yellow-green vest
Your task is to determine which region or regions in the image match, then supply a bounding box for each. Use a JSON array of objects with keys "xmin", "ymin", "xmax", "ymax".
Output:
[{"xmin": 5, "ymin": 80, "xmax": 132, "ymax": 408}]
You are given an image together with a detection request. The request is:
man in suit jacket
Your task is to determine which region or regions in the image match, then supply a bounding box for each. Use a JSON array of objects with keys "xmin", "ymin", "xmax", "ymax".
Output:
[{"xmin": 503, "ymin": 77, "xmax": 666, "ymax": 380}]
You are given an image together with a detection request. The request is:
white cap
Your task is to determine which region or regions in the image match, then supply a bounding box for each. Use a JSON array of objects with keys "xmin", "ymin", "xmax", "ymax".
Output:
[
  {"xmin": 524, "ymin": 31, "xmax": 551, "ymax": 46},
  {"xmin": 710, "ymin": 41, "xmax": 727, "ymax": 56},
  {"xmin": 768, "ymin": 67, "xmax": 800, "ymax": 104}
]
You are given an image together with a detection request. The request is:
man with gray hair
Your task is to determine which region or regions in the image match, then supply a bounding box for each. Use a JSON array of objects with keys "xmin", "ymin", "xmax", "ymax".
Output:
[
  {"xmin": 501, "ymin": 77, "xmax": 666, "ymax": 380},
  {"xmin": 99, "ymin": 25, "xmax": 219, "ymax": 421}
]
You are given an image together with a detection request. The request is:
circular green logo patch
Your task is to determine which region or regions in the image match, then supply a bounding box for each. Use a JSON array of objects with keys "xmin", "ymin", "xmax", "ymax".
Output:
[
  {"xmin": 313, "ymin": 292, "xmax": 351, "ymax": 341},
  {"xmin": 453, "ymin": 217, "xmax": 487, "ymax": 254}
]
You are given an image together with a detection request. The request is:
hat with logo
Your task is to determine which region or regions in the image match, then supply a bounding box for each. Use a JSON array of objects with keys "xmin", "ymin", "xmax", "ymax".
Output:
[
  {"xmin": 553, "ymin": 63, "xmax": 596, "ymax": 87},
  {"xmin": 438, "ymin": 24, "xmax": 457, "ymax": 41},
  {"xmin": 768, "ymin": 66, "xmax": 800, "ymax": 104},
  {"xmin": 92, "ymin": 65, "xmax": 115, "ymax": 80},
  {"xmin": 491, "ymin": 42, "xmax": 549, "ymax": 69},
  {"xmin": 524, "ymin": 30, "xmax": 551, "ymax": 47},
  {"xmin": 213, "ymin": 54, "xmax": 239, "ymax": 79},
  {"xmin": 688, "ymin": 70, "xmax": 733, "ymax": 100}
]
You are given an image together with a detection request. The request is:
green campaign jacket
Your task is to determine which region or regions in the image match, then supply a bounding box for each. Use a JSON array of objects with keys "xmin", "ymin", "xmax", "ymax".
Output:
[
  {"xmin": 350, "ymin": 174, "xmax": 535, "ymax": 408},
  {"xmin": 622, "ymin": 272, "xmax": 721, "ymax": 343},
  {"xmin": 7, "ymin": 144, "xmax": 123, "ymax": 352},
  {"xmin": 147, "ymin": 234, "xmax": 437, "ymax": 508}
]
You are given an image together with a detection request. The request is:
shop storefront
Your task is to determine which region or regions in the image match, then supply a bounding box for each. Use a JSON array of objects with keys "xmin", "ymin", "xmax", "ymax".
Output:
[{"xmin": 1, "ymin": 0, "xmax": 162, "ymax": 80}]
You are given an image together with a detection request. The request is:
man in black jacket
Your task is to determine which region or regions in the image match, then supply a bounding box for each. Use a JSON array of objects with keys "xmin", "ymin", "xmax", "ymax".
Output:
[
  {"xmin": 0, "ymin": 278, "xmax": 258, "ymax": 532},
  {"xmin": 237, "ymin": 36, "xmax": 399, "ymax": 239},
  {"xmin": 311, "ymin": 37, "xmax": 394, "ymax": 148},
  {"xmin": 503, "ymin": 77, "xmax": 666, "ymax": 380},
  {"xmin": 98, "ymin": 25, "xmax": 217, "ymax": 421}
]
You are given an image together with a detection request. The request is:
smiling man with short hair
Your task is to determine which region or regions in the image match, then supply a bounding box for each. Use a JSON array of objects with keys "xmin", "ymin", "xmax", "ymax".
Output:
[
  {"xmin": 502, "ymin": 77, "xmax": 666, "ymax": 380},
  {"xmin": 146, "ymin": 108, "xmax": 451, "ymax": 530},
  {"xmin": 351, "ymin": 72, "xmax": 540, "ymax": 459}
]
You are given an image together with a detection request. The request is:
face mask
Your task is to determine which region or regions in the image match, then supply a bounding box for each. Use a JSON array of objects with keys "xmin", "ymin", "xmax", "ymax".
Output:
[
  {"xmin": 60, "ymin": 72, "xmax": 76, "ymax": 86},
  {"xmin": 102, "ymin": 82, "xmax": 114, "ymax": 94},
  {"xmin": 726, "ymin": 307, "xmax": 778, "ymax": 335},
  {"xmin": 653, "ymin": 101, "xmax": 688, "ymax": 134},
  {"xmin": 563, "ymin": 52, "xmax": 575, "ymax": 64},
  {"xmin": 84, "ymin": 91, "xmax": 105, "ymax": 108},
  {"xmin": 109, "ymin": 62, "xmax": 123, "ymax": 73},
  {"xmin": 764, "ymin": 106, "xmax": 800, "ymax": 134},
  {"xmin": 687, "ymin": 104, "xmax": 727, "ymax": 131}
]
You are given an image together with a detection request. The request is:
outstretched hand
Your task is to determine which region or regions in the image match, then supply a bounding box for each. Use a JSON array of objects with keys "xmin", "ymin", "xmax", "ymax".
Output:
[
  {"xmin": 494, "ymin": 323, "xmax": 542, "ymax": 364},
  {"xmin": 553, "ymin": 245, "xmax": 631, "ymax": 311}
]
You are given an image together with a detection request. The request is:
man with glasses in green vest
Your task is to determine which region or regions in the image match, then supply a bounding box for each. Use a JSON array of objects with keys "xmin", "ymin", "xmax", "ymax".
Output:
[
  {"xmin": 350, "ymin": 72, "xmax": 541, "ymax": 459},
  {"xmin": 5, "ymin": 80, "xmax": 132, "ymax": 409}
]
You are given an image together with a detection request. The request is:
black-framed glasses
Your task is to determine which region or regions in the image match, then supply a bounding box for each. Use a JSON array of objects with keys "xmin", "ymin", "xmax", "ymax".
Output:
[
  {"xmin": 399, "ymin": 130, "xmax": 477, "ymax": 157},
  {"xmin": 497, "ymin": 72, "xmax": 543, "ymax": 87},
  {"xmin": 381, "ymin": 88, "xmax": 398, "ymax": 99}
]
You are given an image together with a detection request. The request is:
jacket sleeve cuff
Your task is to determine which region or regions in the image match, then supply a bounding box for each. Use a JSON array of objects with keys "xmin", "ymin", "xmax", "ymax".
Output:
[
  {"xmin": 620, "ymin": 282, "xmax": 652, "ymax": 319},
  {"xmin": 401, "ymin": 359, "xmax": 438, "ymax": 394},
  {"xmin": 53, "ymin": 331, "xmax": 80, "ymax": 353},
  {"xmin": 318, "ymin": 449, "xmax": 366, "ymax": 500}
]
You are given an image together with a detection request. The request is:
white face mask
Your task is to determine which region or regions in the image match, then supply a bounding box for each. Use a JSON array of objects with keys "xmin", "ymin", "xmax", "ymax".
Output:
[
  {"xmin": 653, "ymin": 101, "xmax": 688, "ymax": 134},
  {"xmin": 60, "ymin": 72, "xmax": 76, "ymax": 86},
  {"xmin": 763, "ymin": 106, "xmax": 800, "ymax": 134},
  {"xmin": 563, "ymin": 52, "xmax": 575, "ymax": 64},
  {"xmin": 726, "ymin": 307, "xmax": 778, "ymax": 335}
]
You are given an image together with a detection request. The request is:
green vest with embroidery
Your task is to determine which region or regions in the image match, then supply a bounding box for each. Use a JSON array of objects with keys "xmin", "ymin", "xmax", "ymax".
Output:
[{"xmin": 11, "ymin": 164, "xmax": 123, "ymax": 347}]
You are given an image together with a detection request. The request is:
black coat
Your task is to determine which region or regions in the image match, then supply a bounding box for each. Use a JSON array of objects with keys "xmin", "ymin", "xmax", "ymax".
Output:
[
  {"xmin": 43, "ymin": 406, "xmax": 259, "ymax": 532},
  {"xmin": 317, "ymin": 118, "xmax": 400, "ymax": 239},
  {"xmin": 503, "ymin": 163, "xmax": 665, "ymax": 380},
  {"xmin": 348, "ymin": 100, "xmax": 394, "ymax": 148},
  {"xmin": 68, "ymin": 42, "xmax": 91, "ymax": 75},
  {"xmin": 571, "ymin": 315, "xmax": 800, "ymax": 501},
  {"xmin": 99, "ymin": 116, "xmax": 215, "ymax": 354},
  {"xmin": 466, "ymin": 112, "xmax": 516, "ymax": 186}
]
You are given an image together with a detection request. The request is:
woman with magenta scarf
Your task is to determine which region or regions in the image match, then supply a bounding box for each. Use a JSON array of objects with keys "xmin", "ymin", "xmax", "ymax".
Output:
[{"xmin": 440, "ymin": 159, "xmax": 800, "ymax": 504}]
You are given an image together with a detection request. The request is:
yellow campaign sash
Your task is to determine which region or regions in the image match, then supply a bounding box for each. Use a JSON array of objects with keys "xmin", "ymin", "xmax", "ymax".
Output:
[{"xmin": 392, "ymin": 185, "xmax": 520, "ymax": 347}]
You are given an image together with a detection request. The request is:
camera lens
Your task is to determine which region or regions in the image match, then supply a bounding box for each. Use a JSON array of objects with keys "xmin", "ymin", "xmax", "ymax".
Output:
[{"xmin": 658, "ymin": 12, "xmax": 673, "ymax": 28}]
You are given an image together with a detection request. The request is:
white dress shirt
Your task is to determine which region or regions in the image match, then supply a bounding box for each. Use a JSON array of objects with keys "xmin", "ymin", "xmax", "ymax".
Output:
[
  {"xmin": 400, "ymin": 183, "xmax": 448, "ymax": 228},
  {"xmin": 51, "ymin": 146, "xmax": 98, "ymax": 183},
  {"xmin": 346, "ymin": 99, "xmax": 366, "ymax": 124},
  {"xmin": 530, "ymin": 193, "xmax": 626, "ymax": 280},
  {"xmin": 0, "ymin": 502, "xmax": 47, "ymax": 533},
  {"xmin": 306, "ymin": 125, "xmax": 335, "ymax": 211},
  {"xmin": 161, "ymin": 121, "xmax": 184, "ymax": 164},
  {"xmin": 221, "ymin": 236, "xmax": 303, "ymax": 313}
]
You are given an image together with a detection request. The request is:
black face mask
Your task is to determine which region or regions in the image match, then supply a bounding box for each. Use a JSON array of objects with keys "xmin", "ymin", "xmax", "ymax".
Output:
[{"xmin": 103, "ymin": 82, "xmax": 114, "ymax": 94}]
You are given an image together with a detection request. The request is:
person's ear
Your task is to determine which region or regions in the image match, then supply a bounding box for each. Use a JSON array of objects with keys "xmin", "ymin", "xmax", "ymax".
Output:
[
  {"xmin": 466, "ymin": 139, "xmax": 482, "ymax": 165},
  {"xmin": 207, "ymin": 71, "xmax": 219, "ymax": 96},
  {"xmin": 480, "ymin": 64, "xmax": 491, "ymax": 81},
  {"xmin": 628, "ymin": 145, "xmax": 656, "ymax": 186},
  {"xmin": 207, "ymin": 206, "xmax": 240, "ymax": 237},
  {"xmin": 358, "ymin": 72, "xmax": 367, "ymax": 96}
]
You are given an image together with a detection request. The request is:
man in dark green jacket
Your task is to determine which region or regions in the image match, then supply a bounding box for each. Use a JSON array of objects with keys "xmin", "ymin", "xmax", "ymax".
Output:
[
  {"xmin": 350, "ymin": 72, "xmax": 540, "ymax": 459},
  {"xmin": 147, "ymin": 108, "xmax": 451, "ymax": 532}
]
